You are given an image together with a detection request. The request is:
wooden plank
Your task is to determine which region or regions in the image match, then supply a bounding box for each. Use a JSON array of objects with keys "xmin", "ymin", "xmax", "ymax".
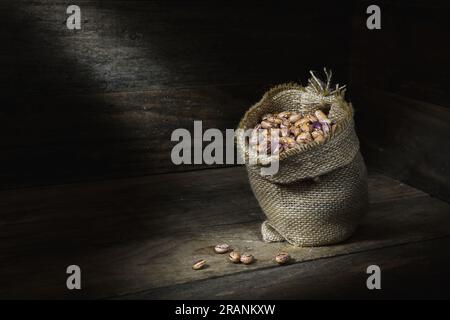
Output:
[
  {"xmin": 350, "ymin": 0, "xmax": 450, "ymax": 108},
  {"xmin": 0, "ymin": 167, "xmax": 449, "ymax": 299},
  {"xmin": 354, "ymin": 87, "xmax": 450, "ymax": 202},
  {"xmin": 127, "ymin": 235, "xmax": 450, "ymax": 299},
  {"xmin": 1, "ymin": 0, "xmax": 351, "ymax": 96},
  {"xmin": 0, "ymin": 84, "xmax": 266, "ymax": 189}
]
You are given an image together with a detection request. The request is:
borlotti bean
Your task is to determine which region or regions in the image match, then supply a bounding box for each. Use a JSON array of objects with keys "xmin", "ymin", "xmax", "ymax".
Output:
[
  {"xmin": 237, "ymin": 69, "xmax": 369, "ymax": 247},
  {"xmin": 214, "ymin": 244, "xmax": 230, "ymax": 254},
  {"xmin": 240, "ymin": 253, "xmax": 254, "ymax": 265},
  {"xmin": 248, "ymin": 109, "xmax": 334, "ymax": 156},
  {"xmin": 275, "ymin": 252, "xmax": 291, "ymax": 265},
  {"xmin": 192, "ymin": 259, "xmax": 206, "ymax": 270},
  {"xmin": 228, "ymin": 251, "xmax": 241, "ymax": 263}
]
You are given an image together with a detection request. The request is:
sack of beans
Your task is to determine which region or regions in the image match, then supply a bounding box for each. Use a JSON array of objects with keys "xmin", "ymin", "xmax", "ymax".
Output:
[{"xmin": 237, "ymin": 70, "xmax": 368, "ymax": 246}]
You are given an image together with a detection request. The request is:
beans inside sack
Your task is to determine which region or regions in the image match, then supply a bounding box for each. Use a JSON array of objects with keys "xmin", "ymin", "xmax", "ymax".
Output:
[{"xmin": 249, "ymin": 108, "xmax": 335, "ymax": 156}]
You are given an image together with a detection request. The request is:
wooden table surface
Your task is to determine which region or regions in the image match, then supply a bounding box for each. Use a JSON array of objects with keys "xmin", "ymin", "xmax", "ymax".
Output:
[{"xmin": 1, "ymin": 166, "xmax": 450, "ymax": 299}]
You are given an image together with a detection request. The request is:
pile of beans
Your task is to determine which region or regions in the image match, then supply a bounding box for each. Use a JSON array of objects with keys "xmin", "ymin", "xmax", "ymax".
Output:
[{"xmin": 249, "ymin": 109, "xmax": 335, "ymax": 155}]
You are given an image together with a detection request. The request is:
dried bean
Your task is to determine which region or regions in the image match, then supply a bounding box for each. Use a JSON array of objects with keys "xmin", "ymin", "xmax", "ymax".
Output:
[
  {"xmin": 300, "ymin": 123, "xmax": 312, "ymax": 132},
  {"xmin": 261, "ymin": 121, "xmax": 273, "ymax": 129},
  {"xmin": 275, "ymin": 252, "xmax": 291, "ymax": 265},
  {"xmin": 289, "ymin": 114, "xmax": 302, "ymax": 123},
  {"xmin": 315, "ymin": 110, "xmax": 331, "ymax": 124},
  {"xmin": 297, "ymin": 132, "xmax": 312, "ymax": 142},
  {"xmin": 192, "ymin": 259, "xmax": 206, "ymax": 270},
  {"xmin": 311, "ymin": 130, "xmax": 324, "ymax": 139},
  {"xmin": 214, "ymin": 244, "xmax": 230, "ymax": 254},
  {"xmin": 229, "ymin": 251, "xmax": 241, "ymax": 263},
  {"xmin": 240, "ymin": 253, "xmax": 254, "ymax": 265},
  {"xmin": 313, "ymin": 133, "xmax": 325, "ymax": 143},
  {"xmin": 277, "ymin": 111, "xmax": 291, "ymax": 118}
]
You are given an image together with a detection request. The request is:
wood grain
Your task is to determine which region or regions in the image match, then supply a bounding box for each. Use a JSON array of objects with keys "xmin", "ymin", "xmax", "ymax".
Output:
[
  {"xmin": 1, "ymin": 0, "xmax": 351, "ymax": 96},
  {"xmin": 354, "ymin": 87, "xmax": 450, "ymax": 202},
  {"xmin": 350, "ymin": 0, "xmax": 450, "ymax": 108},
  {"xmin": 0, "ymin": 84, "xmax": 265, "ymax": 189},
  {"xmin": 0, "ymin": 167, "xmax": 449, "ymax": 299}
]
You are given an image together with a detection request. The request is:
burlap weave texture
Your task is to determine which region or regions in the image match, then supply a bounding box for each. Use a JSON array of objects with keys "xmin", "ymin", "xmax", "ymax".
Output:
[{"xmin": 237, "ymin": 83, "xmax": 368, "ymax": 246}]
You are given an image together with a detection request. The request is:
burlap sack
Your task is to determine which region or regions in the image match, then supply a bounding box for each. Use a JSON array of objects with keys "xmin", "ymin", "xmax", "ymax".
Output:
[{"xmin": 237, "ymin": 77, "xmax": 368, "ymax": 247}]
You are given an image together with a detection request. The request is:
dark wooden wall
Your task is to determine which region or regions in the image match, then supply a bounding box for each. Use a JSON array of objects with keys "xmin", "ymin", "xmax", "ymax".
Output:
[
  {"xmin": 0, "ymin": 0, "xmax": 352, "ymax": 189},
  {"xmin": 350, "ymin": 0, "xmax": 450, "ymax": 201},
  {"xmin": 2, "ymin": 0, "xmax": 448, "ymax": 202}
]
